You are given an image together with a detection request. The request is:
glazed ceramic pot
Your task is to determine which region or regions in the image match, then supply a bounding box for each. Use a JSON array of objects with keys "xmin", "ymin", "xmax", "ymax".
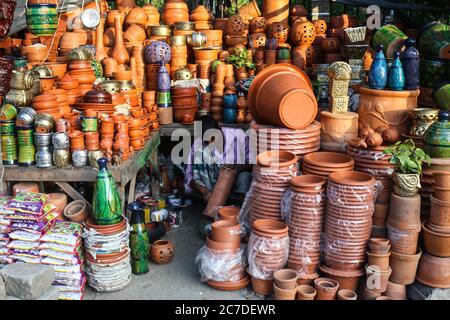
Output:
[
  {"xmin": 418, "ymin": 21, "xmax": 450, "ymax": 59},
  {"xmin": 369, "ymin": 44, "xmax": 388, "ymax": 90},
  {"xmin": 26, "ymin": 4, "xmax": 57, "ymax": 36},
  {"xmin": 409, "ymin": 108, "xmax": 439, "ymax": 137},
  {"xmin": 424, "ymin": 110, "xmax": 450, "ymax": 158},
  {"xmin": 420, "ymin": 57, "xmax": 449, "ymax": 88}
]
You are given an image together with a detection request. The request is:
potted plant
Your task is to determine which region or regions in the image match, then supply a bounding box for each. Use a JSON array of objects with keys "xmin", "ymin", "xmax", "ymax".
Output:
[
  {"xmin": 227, "ymin": 48, "xmax": 255, "ymax": 80},
  {"xmin": 384, "ymin": 139, "xmax": 431, "ymax": 197}
]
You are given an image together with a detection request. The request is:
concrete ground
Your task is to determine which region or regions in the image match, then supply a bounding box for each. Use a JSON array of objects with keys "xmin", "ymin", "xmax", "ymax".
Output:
[{"xmin": 84, "ymin": 203, "xmax": 261, "ymax": 300}]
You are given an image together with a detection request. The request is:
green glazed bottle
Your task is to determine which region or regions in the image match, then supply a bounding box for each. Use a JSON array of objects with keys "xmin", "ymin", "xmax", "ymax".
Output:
[
  {"xmin": 92, "ymin": 158, "xmax": 123, "ymax": 225},
  {"xmin": 128, "ymin": 202, "xmax": 149, "ymax": 275}
]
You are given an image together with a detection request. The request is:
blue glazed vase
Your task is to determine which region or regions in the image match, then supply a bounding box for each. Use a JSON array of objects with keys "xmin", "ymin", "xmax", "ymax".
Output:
[
  {"xmin": 223, "ymin": 108, "xmax": 237, "ymax": 123},
  {"xmin": 369, "ymin": 44, "xmax": 388, "ymax": 90},
  {"xmin": 387, "ymin": 51, "xmax": 405, "ymax": 91},
  {"xmin": 401, "ymin": 38, "xmax": 420, "ymax": 90},
  {"xmin": 158, "ymin": 63, "xmax": 171, "ymax": 91},
  {"xmin": 223, "ymin": 93, "xmax": 238, "ymax": 109}
]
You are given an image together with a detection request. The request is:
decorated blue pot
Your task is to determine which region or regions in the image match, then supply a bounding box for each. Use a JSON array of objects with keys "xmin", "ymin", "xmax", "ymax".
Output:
[
  {"xmin": 369, "ymin": 44, "xmax": 388, "ymax": 90},
  {"xmin": 223, "ymin": 93, "xmax": 238, "ymax": 109},
  {"xmin": 223, "ymin": 108, "xmax": 237, "ymax": 124}
]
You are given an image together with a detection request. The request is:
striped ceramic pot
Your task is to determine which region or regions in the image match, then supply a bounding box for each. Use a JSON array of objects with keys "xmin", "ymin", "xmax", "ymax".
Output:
[{"xmin": 26, "ymin": 4, "xmax": 57, "ymax": 36}]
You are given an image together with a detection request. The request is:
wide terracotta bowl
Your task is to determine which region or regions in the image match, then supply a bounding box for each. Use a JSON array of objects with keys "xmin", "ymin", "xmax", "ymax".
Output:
[
  {"xmin": 328, "ymin": 171, "xmax": 376, "ymax": 187},
  {"xmin": 422, "ymin": 221, "xmax": 450, "ymax": 257},
  {"xmin": 416, "ymin": 252, "xmax": 450, "ymax": 289},
  {"xmin": 206, "ymin": 236, "xmax": 240, "ymax": 251}
]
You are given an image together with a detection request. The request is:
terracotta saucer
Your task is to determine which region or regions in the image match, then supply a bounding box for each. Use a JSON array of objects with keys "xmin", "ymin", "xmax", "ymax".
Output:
[{"xmin": 206, "ymin": 275, "xmax": 251, "ymax": 291}]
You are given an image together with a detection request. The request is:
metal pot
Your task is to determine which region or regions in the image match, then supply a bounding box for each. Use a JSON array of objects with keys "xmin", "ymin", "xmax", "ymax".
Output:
[
  {"xmin": 5, "ymin": 89, "xmax": 34, "ymax": 108},
  {"xmin": 170, "ymin": 35, "xmax": 187, "ymax": 46},
  {"xmin": 187, "ymin": 32, "xmax": 207, "ymax": 48},
  {"xmin": 98, "ymin": 80, "xmax": 121, "ymax": 94},
  {"xmin": 10, "ymin": 70, "xmax": 37, "ymax": 90},
  {"xmin": 16, "ymin": 107, "xmax": 37, "ymax": 127},
  {"xmin": 72, "ymin": 149, "xmax": 88, "ymax": 167},
  {"xmin": 150, "ymin": 25, "xmax": 171, "ymax": 37},
  {"xmin": 31, "ymin": 65, "xmax": 53, "ymax": 79},
  {"xmin": 52, "ymin": 132, "xmax": 69, "ymax": 150},
  {"xmin": 35, "ymin": 113, "xmax": 55, "ymax": 133},
  {"xmin": 34, "ymin": 132, "xmax": 53, "ymax": 147},
  {"xmin": 118, "ymin": 80, "xmax": 135, "ymax": 91},
  {"xmin": 36, "ymin": 146, "xmax": 53, "ymax": 168},
  {"xmin": 53, "ymin": 149, "xmax": 70, "ymax": 168},
  {"xmin": 88, "ymin": 150, "xmax": 104, "ymax": 168},
  {"xmin": 173, "ymin": 21, "xmax": 195, "ymax": 31}
]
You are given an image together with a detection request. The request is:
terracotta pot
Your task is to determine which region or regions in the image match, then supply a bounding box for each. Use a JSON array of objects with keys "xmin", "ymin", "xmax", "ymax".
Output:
[
  {"xmin": 385, "ymin": 281, "xmax": 407, "ymax": 300},
  {"xmin": 273, "ymin": 269, "xmax": 298, "ymax": 290},
  {"xmin": 85, "ymin": 218, "xmax": 127, "ymax": 236},
  {"xmin": 68, "ymin": 130, "xmax": 85, "ymax": 149},
  {"xmin": 433, "ymin": 171, "xmax": 450, "ymax": 188},
  {"xmin": 63, "ymin": 200, "xmax": 89, "ymax": 222},
  {"xmin": 217, "ymin": 206, "xmax": 239, "ymax": 222},
  {"xmin": 422, "ymin": 221, "xmax": 450, "ymax": 257},
  {"xmin": 273, "ymin": 283, "xmax": 297, "ymax": 300},
  {"xmin": 251, "ymin": 277, "xmax": 273, "ymax": 296},
  {"xmin": 150, "ymin": 240, "xmax": 174, "ymax": 265},
  {"xmin": 172, "ymin": 106, "xmax": 197, "ymax": 124},
  {"xmin": 387, "ymin": 194, "xmax": 421, "ymax": 230},
  {"xmin": 296, "ymin": 285, "xmax": 316, "ymax": 300},
  {"xmin": 362, "ymin": 285, "xmax": 381, "ymax": 300},
  {"xmin": 386, "ymin": 222, "xmax": 420, "ymax": 255},
  {"xmin": 434, "ymin": 186, "xmax": 450, "ymax": 202},
  {"xmin": 389, "ymin": 248, "xmax": 422, "ymax": 285},
  {"xmin": 257, "ymin": 150, "xmax": 297, "ymax": 168},
  {"xmin": 106, "ymin": 10, "xmax": 126, "ymax": 28},
  {"xmin": 124, "ymin": 24, "xmax": 147, "ymax": 43},
  {"xmin": 429, "ymin": 195, "xmax": 450, "ymax": 228},
  {"xmin": 337, "ymin": 289, "xmax": 357, "ymax": 300},
  {"xmin": 209, "ymin": 222, "xmax": 241, "ymax": 245},
  {"xmin": 367, "ymin": 252, "xmax": 391, "ymax": 271},
  {"xmin": 12, "ymin": 182, "xmax": 39, "ymax": 196},
  {"xmin": 416, "ymin": 252, "xmax": 450, "ymax": 289},
  {"xmin": 369, "ymin": 242, "xmax": 391, "ymax": 255},
  {"xmin": 263, "ymin": 0, "xmax": 289, "ymax": 25},
  {"xmin": 110, "ymin": 16, "xmax": 130, "ymax": 65},
  {"xmin": 321, "ymin": 38, "xmax": 341, "ymax": 53},
  {"xmin": 328, "ymin": 170, "xmax": 376, "ymax": 188},
  {"xmin": 365, "ymin": 265, "xmax": 392, "ymax": 293},
  {"xmin": 162, "ymin": 0, "xmax": 189, "ymax": 26},
  {"xmin": 206, "ymin": 236, "xmax": 239, "ymax": 251},
  {"xmin": 314, "ymin": 277, "xmax": 339, "ymax": 300}
]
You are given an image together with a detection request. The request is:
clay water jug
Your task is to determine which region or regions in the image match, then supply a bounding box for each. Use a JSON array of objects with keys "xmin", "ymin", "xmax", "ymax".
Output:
[
  {"xmin": 110, "ymin": 16, "xmax": 129, "ymax": 65},
  {"xmin": 92, "ymin": 158, "xmax": 123, "ymax": 225},
  {"xmin": 369, "ymin": 44, "xmax": 387, "ymax": 90},
  {"xmin": 95, "ymin": 18, "xmax": 108, "ymax": 63},
  {"xmin": 401, "ymin": 38, "xmax": 420, "ymax": 90},
  {"xmin": 387, "ymin": 51, "xmax": 405, "ymax": 91}
]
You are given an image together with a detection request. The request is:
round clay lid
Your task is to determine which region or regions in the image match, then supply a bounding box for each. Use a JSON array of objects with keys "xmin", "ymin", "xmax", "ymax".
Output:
[{"xmin": 278, "ymin": 89, "xmax": 318, "ymax": 130}]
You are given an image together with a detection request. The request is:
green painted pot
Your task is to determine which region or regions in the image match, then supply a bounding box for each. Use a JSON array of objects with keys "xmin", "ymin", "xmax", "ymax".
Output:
[
  {"xmin": 1, "ymin": 135, "xmax": 17, "ymax": 165},
  {"xmin": 420, "ymin": 58, "xmax": 450, "ymax": 88},
  {"xmin": 18, "ymin": 144, "xmax": 35, "ymax": 166},
  {"xmin": 16, "ymin": 128, "xmax": 34, "ymax": 146},
  {"xmin": 424, "ymin": 111, "xmax": 450, "ymax": 158},
  {"xmin": 0, "ymin": 120, "xmax": 15, "ymax": 135},
  {"xmin": 434, "ymin": 83, "xmax": 450, "ymax": 111},
  {"xmin": 418, "ymin": 21, "xmax": 450, "ymax": 59},
  {"xmin": 26, "ymin": 4, "xmax": 57, "ymax": 36}
]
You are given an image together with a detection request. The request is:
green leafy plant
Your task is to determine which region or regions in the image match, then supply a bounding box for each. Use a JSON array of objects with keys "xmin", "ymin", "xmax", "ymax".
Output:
[
  {"xmin": 227, "ymin": 49, "xmax": 255, "ymax": 70},
  {"xmin": 384, "ymin": 139, "xmax": 431, "ymax": 175}
]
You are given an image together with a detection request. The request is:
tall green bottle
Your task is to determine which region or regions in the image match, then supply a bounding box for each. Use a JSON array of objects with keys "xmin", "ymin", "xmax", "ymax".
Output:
[
  {"xmin": 128, "ymin": 202, "xmax": 149, "ymax": 275},
  {"xmin": 92, "ymin": 158, "xmax": 123, "ymax": 225}
]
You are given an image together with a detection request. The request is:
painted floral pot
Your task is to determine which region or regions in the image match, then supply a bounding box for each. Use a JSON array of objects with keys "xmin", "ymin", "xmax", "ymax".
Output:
[{"xmin": 26, "ymin": 4, "xmax": 57, "ymax": 36}]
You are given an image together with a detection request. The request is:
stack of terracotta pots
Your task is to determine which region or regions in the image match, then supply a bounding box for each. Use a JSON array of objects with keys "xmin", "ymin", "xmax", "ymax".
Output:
[
  {"xmin": 32, "ymin": 93, "xmax": 61, "ymax": 121},
  {"xmin": 217, "ymin": 206, "xmax": 240, "ymax": 223},
  {"xmin": 363, "ymin": 238, "xmax": 392, "ymax": 299},
  {"xmin": 302, "ymin": 152, "xmax": 354, "ymax": 178},
  {"xmin": 246, "ymin": 151, "xmax": 298, "ymax": 225},
  {"xmin": 273, "ymin": 269, "xmax": 298, "ymax": 300},
  {"xmin": 190, "ymin": 5, "xmax": 213, "ymax": 31},
  {"xmin": 320, "ymin": 171, "xmax": 376, "ymax": 292},
  {"xmin": 57, "ymin": 74, "xmax": 81, "ymax": 106},
  {"xmin": 203, "ymin": 219, "xmax": 249, "ymax": 291},
  {"xmin": 285, "ymin": 175, "xmax": 326, "ymax": 276},
  {"xmin": 83, "ymin": 218, "xmax": 132, "ymax": 292},
  {"xmin": 169, "ymin": 35, "xmax": 188, "ymax": 78},
  {"xmin": 347, "ymin": 145, "xmax": 395, "ymax": 236},
  {"xmin": 385, "ymin": 186, "xmax": 422, "ymax": 287},
  {"xmin": 248, "ymin": 219, "xmax": 289, "ymax": 296},
  {"xmin": 252, "ymin": 121, "xmax": 321, "ymax": 160},
  {"xmin": 416, "ymin": 171, "xmax": 450, "ymax": 289},
  {"xmin": 420, "ymin": 168, "xmax": 434, "ymax": 219},
  {"xmin": 249, "ymin": 17, "xmax": 267, "ymax": 71},
  {"xmin": 313, "ymin": 277, "xmax": 340, "ymax": 300},
  {"xmin": 68, "ymin": 60, "xmax": 96, "ymax": 97},
  {"xmin": 170, "ymin": 87, "xmax": 197, "ymax": 124}
]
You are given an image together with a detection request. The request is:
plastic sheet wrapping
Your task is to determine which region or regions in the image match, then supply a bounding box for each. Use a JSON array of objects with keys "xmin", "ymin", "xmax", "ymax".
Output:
[
  {"xmin": 347, "ymin": 146, "xmax": 395, "ymax": 178},
  {"xmin": 323, "ymin": 181, "xmax": 376, "ymax": 270},
  {"xmin": 247, "ymin": 232, "xmax": 289, "ymax": 280},
  {"xmin": 238, "ymin": 164, "xmax": 298, "ymax": 235},
  {"xmin": 281, "ymin": 189, "xmax": 325, "ymax": 274},
  {"xmin": 195, "ymin": 245, "xmax": 247, "ymax": 283}
]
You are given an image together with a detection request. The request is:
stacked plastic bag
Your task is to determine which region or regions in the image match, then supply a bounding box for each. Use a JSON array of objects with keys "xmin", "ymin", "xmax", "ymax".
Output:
[
  {"xmin": 0, "ymin": 196, "xmax": 13, "ymax": 265},
  {"xmin": 40, "ymin": 222, "xmax": 86, "ymax": 300}
]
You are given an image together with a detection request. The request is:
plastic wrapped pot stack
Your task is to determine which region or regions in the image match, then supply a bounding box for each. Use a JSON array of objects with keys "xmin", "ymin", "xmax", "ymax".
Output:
[
  {"xmin": 320, "ymin": 171, "xmax": 376, "ymax": 291},
  {"xmin": 242, "ymin": 151, "xmax": 298, "ymax": 227},
  {"xmin": 196, "ymin": 218, "xmax": 248, "ymax": 291},
  {"xmin": 282, "ymin": 175, "xmax": 326, "ymax": 276},
  {"xmin": 248, "ymin": 219, "xmax": 289, "ymax": 296}
]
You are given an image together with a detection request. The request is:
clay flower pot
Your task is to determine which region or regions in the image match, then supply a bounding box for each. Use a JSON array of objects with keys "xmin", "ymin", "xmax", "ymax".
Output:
[
  {"xmin": 150, "ymin": 240, "xmax": 174, "ymax": 265},
  {"xmin": 314, "ymin": 277, "xmax": 339, "ymax": 300},
  {"xmin": 68, "ymin": 130, "xmax": 85, "ymax": 149},
  {"xmin": 63, "ymin": 200, "xmax": 89, "ymax": 222},
  {"xmin": 367, "ymin": 252, "xmax": 391, "ymax": 271},
  {"xmin": 387, "ymin": 194, "xmax": 421, "ymax": 230},
  {"xmin": 210, "ymin": 220, "xmax": 241, "ymax": 245},
  {"xmin": 273, "ymin": 283, "xmax": 297, "ymax": 300},
  {"xmin": 389, "ymin": 248, "xmax": 422, "ymax": 285},
  {"xmin": 385, "ymin": 281, "xmax": 407, "ymax": 300},
  {"xmin": 251, "ymin": 277, "xmax": 273, "ymax": 296},
  {"xmin": 365, "ymin": 265, "xmax": 392, "ymax": 293},
  {"xmin": 387, "ymin": 222, "xmax": 420, "ymax": 255},
  {"xmin": 429, "ymin": 195, "xmax": 450, "ymax": 228},
  {"xmin": 362, "ymin": 285, "xmax": 381, "ymax": 300},
  {"xmin": 337, "ymin": 289, "xmax": 357, "ymax": 300},
  {"xmin": 274, "ymin": 269, "xmax": 298, "ymax": 290},
  {"xmin": 206, "ymin": 236, "xmax": 239, "ymax": 251},
  {"xmin": 218, "ymin": 206, "xmax": 240, "ymax": 222},
  {"xmin": 422, "ymin": 221, "xmax": 450, "ymax": 257},
  {"xmin": 290, "ymin": 175, "xmax": 326, "ymax": 194},
  {"xmin": 416, "ymin": 252, "xmax": 450, "ymax": 289},
  {"xmin": 296, "ymin": 285, "xmax": 316, "ymax": 300},
  {"xmin": 433, "ymin": 171, "xmax": 450, "ymax": 188}
]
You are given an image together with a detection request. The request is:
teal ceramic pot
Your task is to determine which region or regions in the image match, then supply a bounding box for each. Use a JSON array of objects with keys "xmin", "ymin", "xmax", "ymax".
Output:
[
  {"xmin": 418, "ymin": 21, "xmax": 450, "ymax": 58},
  {"xmin": 433, "ymin": 83, "xmax": 450, "ymax": 111},
  {"xmin": 387, "ymin": 51, "xmax": 405, "ymax": 91},
  {"xmin": 26, "ymin": 4, "xmax": 57, "ymax": 36},
  {"xmin": 369, "ymin": 44, "xmax": 388, "ymax": 90},
  {"xmin": 424, "ymin": 111, "xmax": 450, "ymax": 158},
  {"xmin": 420, "ymin": 57, "xmax": 449, "ymax": 88}
]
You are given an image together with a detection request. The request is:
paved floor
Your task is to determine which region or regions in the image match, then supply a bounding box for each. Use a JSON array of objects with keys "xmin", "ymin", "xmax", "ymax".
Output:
[{"xmin": 84, "ymin": 203, "xmax": 261, "ymax": 300}]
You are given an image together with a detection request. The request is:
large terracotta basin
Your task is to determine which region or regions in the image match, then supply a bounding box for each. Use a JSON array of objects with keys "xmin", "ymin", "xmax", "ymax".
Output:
[{"xmin": 248, "ymin": 64, "xmax": 317, "ymax": 130}]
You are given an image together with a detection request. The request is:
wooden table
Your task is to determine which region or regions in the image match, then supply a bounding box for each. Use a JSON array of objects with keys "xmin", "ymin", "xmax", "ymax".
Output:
[{"xmin": 1, "ymin": 132, "xmax": 161, "ymax": 211}]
